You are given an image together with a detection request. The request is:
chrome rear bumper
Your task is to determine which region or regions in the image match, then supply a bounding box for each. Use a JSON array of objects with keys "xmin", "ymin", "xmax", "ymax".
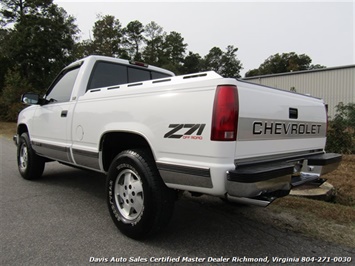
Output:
[{"xmin": 225, "ymin": 153, "xmax": 342, "ymax": 206}]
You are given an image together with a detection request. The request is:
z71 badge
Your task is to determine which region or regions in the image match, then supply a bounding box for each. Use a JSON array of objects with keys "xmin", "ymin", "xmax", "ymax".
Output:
[{"xmin": 164, "ymin": 124, "xmax": 206, "ymax": 140}]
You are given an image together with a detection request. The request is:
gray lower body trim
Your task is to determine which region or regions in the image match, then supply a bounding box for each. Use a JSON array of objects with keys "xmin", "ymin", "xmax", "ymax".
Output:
[
  {"xmin": 32, "ymin": 141, "xmax": 73, "ymax": 163},
  {"xmin": 156, "ymin": 162, "xmax": 212, "ymax": 188},
  {"xmin": 72, "ymin": 149, "xmax": 100, "ymax": 170},
  {"xmin": 31, "ymin": 141, "xmax": 100, "ymax": 170}
]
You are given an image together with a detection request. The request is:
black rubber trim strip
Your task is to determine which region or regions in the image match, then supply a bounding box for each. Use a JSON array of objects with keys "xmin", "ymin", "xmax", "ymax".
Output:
[
  {"xmin": 107, "ymin": 85, "xmax": 120, "ymax": 90},
  {"xmin": 183, "ymin": 73, "xmax": 207, "ymax": 79},
  {"xmin": 31, "ymin": 141, "xmax": 68, "ymax": 152},
  {"xmin": 127, "ymin": 82, "xmax": 143, "ymax": 87},
  {"xmin": 228, "ymin": 162, "xmax": 294, "ymax": 183},
  {"xmin": 152, "ymin": 78, "xmax": 171, "ymax": 84}
]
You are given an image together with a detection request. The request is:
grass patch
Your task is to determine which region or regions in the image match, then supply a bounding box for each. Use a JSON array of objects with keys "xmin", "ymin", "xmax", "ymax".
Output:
[
  {"xmin": 325, "ymin": 155, "xmax": 355, "ymax": 206},
  {"xmin": 270, "ymin": 197, "xmax": 355, "ymax": 248},
  {"xmin": 274, "ymin": 197, "xmax": 355, "ymax": 223},
  {"xmin": 0, "ymin": 122, "xmax": 17, "ymax": 139},
  {"xmin": 270, "ymin": 156, "xmax": 355, "ymax": 247}
]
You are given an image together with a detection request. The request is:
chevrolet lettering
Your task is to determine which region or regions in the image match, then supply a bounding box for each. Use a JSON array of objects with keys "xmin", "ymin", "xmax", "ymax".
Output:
[
  {"xmin": 13, "ymin": 55, "xmax": 342, "ymax": 239},
  {"xmin": 252, "ymin": 121, "xmax": 323, "ymax": 135}
]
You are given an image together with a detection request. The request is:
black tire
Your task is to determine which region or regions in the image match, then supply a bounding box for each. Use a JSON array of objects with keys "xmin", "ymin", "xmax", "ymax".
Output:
[
  {"xmin": 107, "ymin": 149, "xmax": 175, "ymax": 239},
  {"xmin": 17, "ymin": 132, "xmax": 45, "ymax": 180}
]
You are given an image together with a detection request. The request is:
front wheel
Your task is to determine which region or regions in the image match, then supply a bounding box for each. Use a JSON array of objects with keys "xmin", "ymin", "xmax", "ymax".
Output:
[
  {"xmin": 17, "ymin": 132, "xmax": 45, "ymax": 180},
  {"xmin": 107, "ymin": 149, "xmax": 175, "ymax": 239}
]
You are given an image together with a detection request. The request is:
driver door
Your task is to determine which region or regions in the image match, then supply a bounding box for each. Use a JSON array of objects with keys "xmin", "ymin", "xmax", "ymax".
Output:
[{"xmin": 30, "ymin": 67, "xmax": 80, "ymax": 163}]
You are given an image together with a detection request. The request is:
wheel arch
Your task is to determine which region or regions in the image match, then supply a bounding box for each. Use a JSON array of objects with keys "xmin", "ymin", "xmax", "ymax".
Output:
[
  {"xmin": 100, "ymin": 131, "xmax": 156, "ymax": 172},
  {"xmin": 17, "ymin": 124, "xmax": 29, "ymax": 136}
]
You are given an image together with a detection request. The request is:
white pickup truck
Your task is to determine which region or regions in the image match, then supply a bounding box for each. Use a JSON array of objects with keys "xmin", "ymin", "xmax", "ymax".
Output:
[{"xmin": 14, "ymin": 55, "xmax": 341, "ymax": 239}]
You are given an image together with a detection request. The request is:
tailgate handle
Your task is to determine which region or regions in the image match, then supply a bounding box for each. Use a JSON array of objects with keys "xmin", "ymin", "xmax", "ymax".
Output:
[{"xmin": 289, "ymin": 108, "xmax": 298, "ymax": 119}]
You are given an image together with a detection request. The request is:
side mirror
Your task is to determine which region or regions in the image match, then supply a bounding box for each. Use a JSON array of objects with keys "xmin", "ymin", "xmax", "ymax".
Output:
[{"xmin": 21, "ymin": 92, "xmax": 40, "ymax": 105}]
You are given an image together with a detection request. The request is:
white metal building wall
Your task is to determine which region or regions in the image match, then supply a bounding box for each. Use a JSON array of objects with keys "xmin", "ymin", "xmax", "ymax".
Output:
[{"xmin": 242, "ymin": 65, "xmax": 355, "ymax": 119}]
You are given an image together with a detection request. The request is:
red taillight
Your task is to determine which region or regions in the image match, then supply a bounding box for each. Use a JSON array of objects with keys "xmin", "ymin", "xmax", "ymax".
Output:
[{"xmin": 211, "ymin": 85, "xmax": 239, "ymax": 141}]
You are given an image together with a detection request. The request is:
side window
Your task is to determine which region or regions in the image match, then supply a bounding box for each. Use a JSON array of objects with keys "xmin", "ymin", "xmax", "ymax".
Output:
[
  {"xmin": 88, "ymin": 62, "xmax": 128, "ymax": 90},
  {"xmin": 128, "ymin": 67, "xmax": 151, "ymax": 83},
  {"xmin": 46, "ymin": 67, "xmax": 80, "ymax": 103}
]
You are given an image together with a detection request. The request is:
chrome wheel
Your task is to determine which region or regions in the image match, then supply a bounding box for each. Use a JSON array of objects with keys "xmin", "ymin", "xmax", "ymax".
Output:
[
  {"xmin": 16, "ymin": 132, "xmax": 45, "ymax": 180},
  {"xmin": 107, "ymin": 149, "xmax": 175, "ymax": 239},
  {"xmin": 19, "ymin": 143, "xmax": 28, "ymax": 171},
  {"xmin": 114, "ymin": 169, "xmax": 144, "ymax": 222}
]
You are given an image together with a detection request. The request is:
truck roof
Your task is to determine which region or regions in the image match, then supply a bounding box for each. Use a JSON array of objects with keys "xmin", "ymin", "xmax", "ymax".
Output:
[{"xmin": 66, "ymin": 55, "xmax": 175, "ymax": 77}]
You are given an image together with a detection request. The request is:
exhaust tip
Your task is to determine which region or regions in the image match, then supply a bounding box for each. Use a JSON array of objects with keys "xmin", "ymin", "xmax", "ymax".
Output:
[
  {"xmin": 226, "ymin": 190, "xmax": 290, "ymax": 207},
  {"xmin": 226, "ymin": 195, "xmax": 275, "ymax": 207}
]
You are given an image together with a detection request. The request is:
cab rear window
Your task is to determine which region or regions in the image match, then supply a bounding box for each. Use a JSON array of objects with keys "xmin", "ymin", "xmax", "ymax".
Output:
[{"xmin": 87, "ymin": 61, "xmax": 171, "ymax": 90}]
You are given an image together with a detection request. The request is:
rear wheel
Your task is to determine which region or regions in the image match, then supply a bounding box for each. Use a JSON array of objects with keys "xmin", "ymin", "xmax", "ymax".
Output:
[
  {"xmin": 17, "ymin": 132, "xmax": 45, "ymax": 180},
  {"xmin": 107, "ymin": 149, "xmax": 175, "ymax": 239}
]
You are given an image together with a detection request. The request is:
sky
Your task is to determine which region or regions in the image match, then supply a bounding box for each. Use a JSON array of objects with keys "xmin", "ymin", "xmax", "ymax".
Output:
[{"xmin": 54, "ymin": 0, "xmax": 355, "ymax": 76}]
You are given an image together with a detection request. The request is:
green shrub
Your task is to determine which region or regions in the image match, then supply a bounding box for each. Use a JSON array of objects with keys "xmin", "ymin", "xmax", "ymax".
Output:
[
  {"xmin": 0, "ymin": 69, "xmax": 33, "ymax": 122},
  {"xmin": 326, "ymin": 102, "xmax": 355, "ymax": 154}
]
